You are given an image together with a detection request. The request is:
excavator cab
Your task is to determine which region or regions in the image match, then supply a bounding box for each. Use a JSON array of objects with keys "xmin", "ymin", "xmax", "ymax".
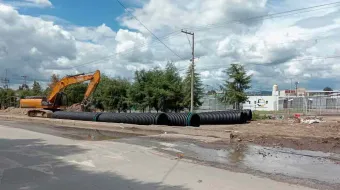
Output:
[{"xmin": 52, "ymin": 92, "xmax": 68, "ymax": 107}]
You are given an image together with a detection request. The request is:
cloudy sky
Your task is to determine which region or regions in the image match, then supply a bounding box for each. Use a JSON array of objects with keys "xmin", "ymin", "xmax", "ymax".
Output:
[{"xmin": 0, "ymin": 0, "xmax": 340, "ymax": 91}]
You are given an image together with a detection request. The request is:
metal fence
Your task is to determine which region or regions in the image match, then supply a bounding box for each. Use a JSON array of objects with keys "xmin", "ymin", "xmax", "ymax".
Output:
[
  {"xmin": 197, "ymin": 94, "xmax": 233, "ymax": 112},
  {"xmin": 278, "ymin": 94, "xmax": 340, "ymax": 115}
]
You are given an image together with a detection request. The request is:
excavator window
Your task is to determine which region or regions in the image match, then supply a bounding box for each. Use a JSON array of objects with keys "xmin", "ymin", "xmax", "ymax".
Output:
[{"xmin": 53, "ymin": 92, "xmax": 68, "ymax": 107}]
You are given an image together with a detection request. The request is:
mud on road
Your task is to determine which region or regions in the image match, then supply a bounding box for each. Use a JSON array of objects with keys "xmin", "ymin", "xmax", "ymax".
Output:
[
  {"xmin": 204, "ymin": 118, "xmax": 340, "ymax": 154},
  {"xmin": 1, "ymin": 118, "xmax": 340, "ymax": 190},
  {"xmin": 0, "ymin": 112, "xmax": 340, "ymax": 153}
]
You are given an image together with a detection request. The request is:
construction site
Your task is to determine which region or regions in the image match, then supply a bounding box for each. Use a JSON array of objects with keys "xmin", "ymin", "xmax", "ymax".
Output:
[
  {"xmin": 1, "ymin": 1, "xmax": 340, "ymax": 190},
  {"xmin": 0, "ymin": 68, "xmax": 340, "ymax": 190}
]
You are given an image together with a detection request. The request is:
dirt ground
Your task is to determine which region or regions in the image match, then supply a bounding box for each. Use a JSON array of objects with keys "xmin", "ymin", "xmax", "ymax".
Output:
[
  {"xmin": 1, "ymin": 108, "xmax": 340, "ymax": 154},
  {"xmin": 203, "ymin": 118, "xmax": 340, "ymax": 153}
]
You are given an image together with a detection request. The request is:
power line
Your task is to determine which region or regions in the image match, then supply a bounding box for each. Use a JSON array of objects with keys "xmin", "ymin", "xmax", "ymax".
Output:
[
  {"xmin": 176, "ymin": 55, "xmax": 340, "ymax": 73},
  {"xmin": 69, "ymin": 2, "xmax": 339, "ymax": 70},
  {"xmin": 1, "ymin": 69, "xmax": 9, "ymax": 89},
  {"xmin": 116, "ymin": 2, "xmax": 339, "ymax": 58},
  {"xmin": 116, "ymin": 0, "xmax": 183, "ymax": 60},
  {"xmin": 185, "ymin": 1, "xmax": 340, "ymax": 32}
]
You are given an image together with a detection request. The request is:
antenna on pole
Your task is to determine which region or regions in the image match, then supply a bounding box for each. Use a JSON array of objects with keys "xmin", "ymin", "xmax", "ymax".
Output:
[{"xmin": 1, "ymin": 69, "xmax": 9, "ymax": 89}]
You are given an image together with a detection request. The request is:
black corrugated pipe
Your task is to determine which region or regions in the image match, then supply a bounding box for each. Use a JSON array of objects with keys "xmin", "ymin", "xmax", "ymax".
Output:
[
  {"xmin": 241, "ymin": 109, "xmax": 252, "ymax": 121},
  {"xmin": 216, "ymin": 110, "xmax": 252, "ymax": 122},
  {"xmin": 198, "ymin": 110, "xmax": 247, "ymax": 125},
  {"xmin": 166, "ymin": 113, "xmax": 200, "ymax": 127},
  {"xmin": 52, "ymin": 111, "xmax": 102, "ymax": 121},
  {"xmin": 97, "ymin": 113, "xmax": 169, "ymax": 125}
]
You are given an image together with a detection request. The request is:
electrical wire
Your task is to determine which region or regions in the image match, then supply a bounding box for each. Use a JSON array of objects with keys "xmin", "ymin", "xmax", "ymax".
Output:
[
  {"xmin": 185, "ymin": 1, "xmax": 340, "ymax": 32},
  {"xmin": 70, "ymin": 1, "xmax": 340, "ymax": 69},
  {"xmin": 179, "ymin": 55, "xmax": 340, "ymax": 72},
  {"xmin": 116, "ymin": 0, "xmax": 183, "ymax": 60}
]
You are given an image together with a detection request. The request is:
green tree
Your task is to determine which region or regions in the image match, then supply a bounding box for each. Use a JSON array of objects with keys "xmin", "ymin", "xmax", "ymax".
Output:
[
  {"xmin": 323, "ymin": 87, "xmax": 333, "ymax": 91},
  {"xmin": 17, "ymin": 89, "xmax": 32, "ymax": 99},
  {"xmin": 323, "ymin": 86, "xmax": 333, "ymax": 95},
  {"xmin": 64, "ymin": 83, "xmax": 88, "ymax": 105},
  {"xmin": 182, "ymin": 65, "xmax": 204, "ymax": 111},
  {"xmin": 162, "ymin": 61, "xmax": 184, "ymax": 112},
  {"xmin": 145, "ymin": 68, "xmax": 167, "ymax": 112},
  {"xmin": 93, "ymin": 75, "xmax": 131, "ymax": 112},
  {"xmin": 32, "ymin": 81, "xmax": 42, "ymax": 95},
  {"xmin": 0, "ymin": 88, "xmax": 16, "ymax": 108},
  {"xmin": 129, "ymin": 69, "xmax": 149, "ymax": 112},
  {"xmin": 44, "ymin": 74, "xmax": 60, "ymax": 96},
  {"xmin": 220, "ymin": 64, "xmax": 251, "ymax": 109}
]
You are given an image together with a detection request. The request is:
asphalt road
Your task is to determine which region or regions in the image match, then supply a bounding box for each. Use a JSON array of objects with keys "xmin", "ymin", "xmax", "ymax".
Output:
[{"xmin": 0, "ymin": 122, "xmax": 314, "ymax": 190}]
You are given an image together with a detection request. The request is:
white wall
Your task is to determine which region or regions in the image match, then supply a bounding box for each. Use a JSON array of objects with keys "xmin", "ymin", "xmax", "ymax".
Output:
[{"xmin": 243, "ymin": 96, "xmax": 277, "ymax": 111}]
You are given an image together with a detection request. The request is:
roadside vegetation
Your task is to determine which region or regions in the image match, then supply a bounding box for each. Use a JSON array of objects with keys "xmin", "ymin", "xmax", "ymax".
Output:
[{"xmin": 0, "ymin": 63, "xmax": 252, "ymax": 112}]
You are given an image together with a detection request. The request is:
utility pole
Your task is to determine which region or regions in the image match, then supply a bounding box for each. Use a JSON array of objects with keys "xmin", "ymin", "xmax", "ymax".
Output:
[
  {"xmin": 295, "ymin": 81, "xmax": 299, "ymax": 97},
  {"xmin": 1, "ymin": 69, "xmax": 9, "ymax": 89},
  {"xmin": 21, "ymin": 75, "xmax": 27, "ymax": 85},
  {"xmin": 21, "ymin": 75, "xmax": 29, "ymax": 90},
  {"xmin": 181, "ymin": 29, "xmax": 195, "ymax": 112}
]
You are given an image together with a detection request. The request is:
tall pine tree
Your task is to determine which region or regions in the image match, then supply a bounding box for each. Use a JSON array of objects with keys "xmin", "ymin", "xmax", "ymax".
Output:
[
  {"xmin": 162, "ymin": 61, "xmax": 184, "ymax": 112},
  {"xmin": 32, "ymin": 81, "xmax": 42, "ymax": 95},
  {"xmin": 183, "ymin": 64, "xmax": 204, "ymax": 111},
  {"xmin": 220, "ymin": 64, "xmax": 251, "ymax": 109}
]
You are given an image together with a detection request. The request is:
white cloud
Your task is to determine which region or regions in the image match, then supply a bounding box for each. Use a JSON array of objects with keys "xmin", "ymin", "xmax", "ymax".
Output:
[
  {"xmin": 2, "ymin": 0, "xmax": 53, "ymax": 8},
  {"xmin": 2, "ymin": 0, "xmax": 340, "ymax": 90},
  {"xmin": 115, "ymin": 29, "xmax": 153, "ymax": 63},
  {"xmin": 25, "ymin": 0, "xmax": 52, "ymax": 7}
]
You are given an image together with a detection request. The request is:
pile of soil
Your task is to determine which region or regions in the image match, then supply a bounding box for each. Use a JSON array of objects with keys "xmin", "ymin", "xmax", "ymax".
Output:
[
  {"xmin": 0, "ymin": 107, "xmax": 30, "ymax": 115},
  {"xmin": 66, "ymin": 103, "xmax": 83, "ymax": 112}
]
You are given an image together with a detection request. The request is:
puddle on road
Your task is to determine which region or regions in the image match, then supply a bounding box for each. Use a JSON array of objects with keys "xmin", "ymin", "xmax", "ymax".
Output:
[
  {"xmin": 0, "ymin": 120, "xmax": 146, "ymax": 141},
  {"xmin": 121, "ymin": 138, "xmax": 340, "ymax": 184},
  {"xmin": 167, "ymin": 142, "xmax": 340, "ymax": 184},
  {"xmin": 58, "ymin": 127, "xmax": 145, "ymax": 141},
  {"xmin": 244, "ymin": 146, "xmax": 340, "ymax": 184}
]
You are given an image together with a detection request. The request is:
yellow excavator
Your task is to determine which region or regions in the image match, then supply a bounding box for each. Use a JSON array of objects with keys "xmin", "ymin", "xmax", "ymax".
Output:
[{"xmin": 19, "ymin": 70, "xmax": 101, "ymax": 118}]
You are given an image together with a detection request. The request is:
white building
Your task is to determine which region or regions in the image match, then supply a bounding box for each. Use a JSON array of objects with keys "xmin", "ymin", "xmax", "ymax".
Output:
[
  {"xmin": 243, "ymin": 96, "xmax": 278, "ymax": 111},
  {"xmin": 242, "ymin": 84, "xmax": 279, "ymax": 111}
]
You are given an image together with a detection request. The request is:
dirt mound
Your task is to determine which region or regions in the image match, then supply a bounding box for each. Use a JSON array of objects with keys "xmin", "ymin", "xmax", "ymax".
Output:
[
  {"xmin": 66, "ymin": 103, "xmax": 83, "ymax": 112},
  {"xmin": 1, "ymin": 107, "xmax": 30, "ymax": 115}
]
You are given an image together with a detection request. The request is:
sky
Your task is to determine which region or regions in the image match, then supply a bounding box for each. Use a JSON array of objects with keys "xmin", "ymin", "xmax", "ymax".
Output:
[{"xmin": 0, "ymin": 0, "xmax": 340, "ymax": 92}]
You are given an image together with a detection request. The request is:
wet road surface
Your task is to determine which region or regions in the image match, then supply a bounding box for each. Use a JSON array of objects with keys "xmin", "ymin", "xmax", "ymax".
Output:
[{"xmin": 0, "ymin": 120, "xmax": 338, "ymax": 189}]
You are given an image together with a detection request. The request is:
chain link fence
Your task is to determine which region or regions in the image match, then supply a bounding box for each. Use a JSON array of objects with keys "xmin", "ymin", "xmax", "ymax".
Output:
[
  {"xmin": 197, "ymin": 94, "xmax": 233, "ymax": 112},
  {"xmin": 278, "ymin": 94, "xmax": 340, "ymax": 115}
]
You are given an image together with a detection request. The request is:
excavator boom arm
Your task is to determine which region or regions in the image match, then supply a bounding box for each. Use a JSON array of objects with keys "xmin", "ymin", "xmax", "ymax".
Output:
[
  {"xmin": 83, "ymin": 70, "xmax": 101, "ymax": 103},
  {"xmin": 47, "ymin": 70, "xmax": 101, "ymax": 103}
]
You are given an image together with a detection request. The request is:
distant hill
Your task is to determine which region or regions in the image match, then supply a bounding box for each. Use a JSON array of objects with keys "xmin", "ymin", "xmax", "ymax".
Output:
[
  {"xmin": 245, "ymin": 90, "xmax": 272, "ymax": 96},
  {"xmin": 207, "ymin": 90, "xmax": 273, "ymax": 96}
]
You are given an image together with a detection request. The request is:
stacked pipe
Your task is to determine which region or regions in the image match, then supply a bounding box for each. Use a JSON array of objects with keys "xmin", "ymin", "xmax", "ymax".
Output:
[
  {"xmin": 198, "ymin": 109, "xmax": 252, "ymax": 125},
  {"xmin": 51, "ymin": 110, "xmax": 251, "ymax": 127},
  {"xmin": 52, "ymin": 112, "xmax": 168, "ymax": 126},
  {"xmin": 52, "ymin": 111, "xmax": 102, "ymax": 121},
  {"xmin": 166, "ymin": 113, "xmax": 201, "ymax": 127},
  {"xmin": 241, "ymin": 109, "xmax": 252, "ymax": 121},
  {"xmin": 97, "ymin": 113, "xmax": 168, "ymax": 125}
]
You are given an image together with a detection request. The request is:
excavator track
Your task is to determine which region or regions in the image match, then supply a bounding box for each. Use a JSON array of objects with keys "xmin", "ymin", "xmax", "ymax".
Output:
[{"xmin": 27, "ymin": 109, "xmax": 53, "ymax": 118}]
